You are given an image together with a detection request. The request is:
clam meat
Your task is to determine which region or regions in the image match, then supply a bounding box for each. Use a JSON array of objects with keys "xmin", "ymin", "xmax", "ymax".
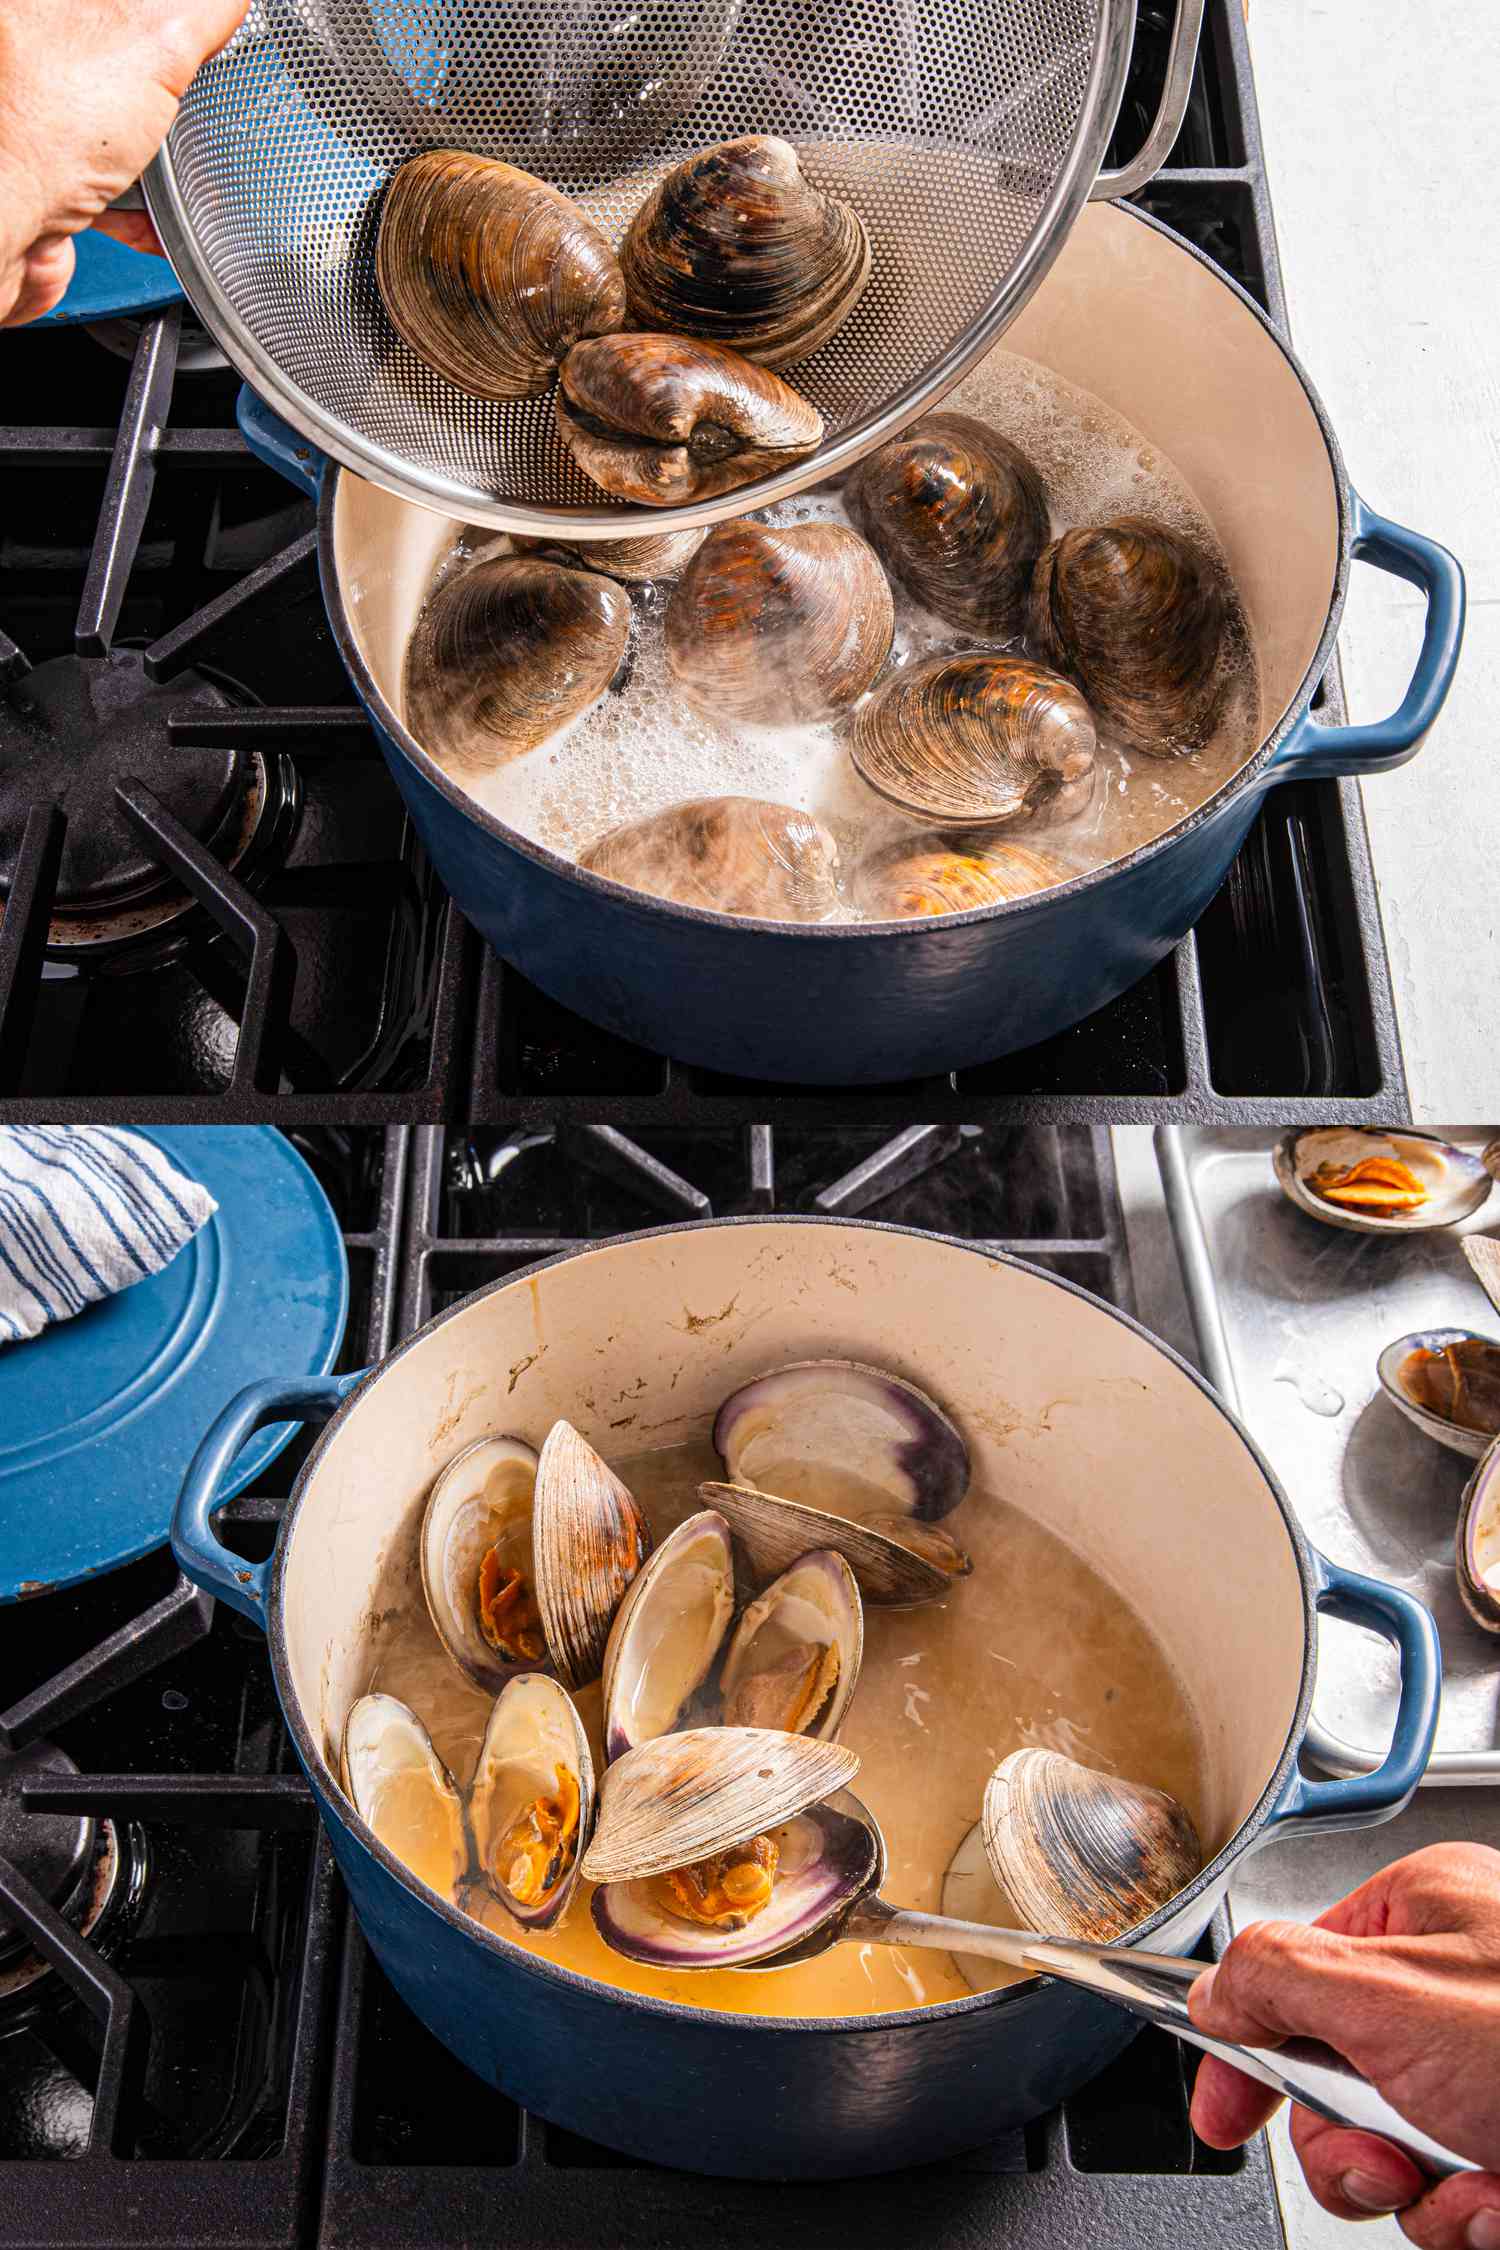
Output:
[
  {"xmin": 845, "ymin": 413, "xmax": 1048, "ymax": 632},
  {"xmin": 404, "ymin": 556, "xmax": 630, "ymax": 773},
  {"xmin": 420, "ymin": 1434, "xmax": 541, "ymax": 1693},
  {"xmin": 665, "ymin": 522, "xmax": 893, "ymax": 726},
  {"xmin": 468, "ymin": 1673, "xmax": 594, "ymax": 1928},
  {"xmin": 1457, "ymin": 1438, "xmax": 1500, "ymax": 1634},
  {"xmin": 620, "ymin": 136, "xmax": 871, "ymax": 368},
  {"xmin": 700, "ymin": 1481, "xmax": 969, "ymax": 1609},
  {"xmin": 714, "ymin": 1358, "xmax": 970, "ymax": 1523},
  {"xmin": 581, "ymin": 797, "xmax": 841, "ymax": 922},
  {"xmin": 1274, "ymin": 1128, "xmax": 1494, "ymax": 1236},
  {"xmin": 376, "ymin": 151, "xmax": 625, "ymax": 400},
  {"xmin": 556, "ymin": 334, "xmax": 824, "ymax": 506},
  {"xmin": 531, "ymin": 1419, "xmax": 652, "ymax": 1692},
  {"xmin": 1378, "ymin": 1329, "xmax": 1500, "ymax": 1461},
  {"xmin": 1028, "ymin": 516, "xmax": 1228, "ymax": 756},
  {"xmin": 982, "ymin": 1748, "xmax": 1202, "ymax": 1943},
  {"xmin": 341, "ymin": 1693, "xmax": 469, "ymax": 1902},
  {"xmin": 601, "ymin": 1510, "xmax": 736, "ymax": 1760},
  {"xmin": 853, "ymin": 835, "xmax": 1069, "ymax": 920},
  {"xmin": 508, "ymin": 528, "xmax": 706, "ymax": 583},
  {"xmin": 849, "ymin": 654, "xmax": 1097, "ymax": 830},
  {"xmin": 718, "ymin": 1551, "xmax": 863, "ymax": 1739}
]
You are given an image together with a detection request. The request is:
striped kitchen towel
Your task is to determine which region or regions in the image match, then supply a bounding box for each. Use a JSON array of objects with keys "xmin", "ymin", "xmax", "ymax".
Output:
[{"xmin": 0, "ymin": 1128, "xmax": 217, "ymax": 1345}]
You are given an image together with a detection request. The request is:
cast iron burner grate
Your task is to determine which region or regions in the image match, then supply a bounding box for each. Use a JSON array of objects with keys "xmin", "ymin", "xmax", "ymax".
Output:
[{"xmin": 0, "ymin": 1, "xmax": 1402, "ymax": 1126}]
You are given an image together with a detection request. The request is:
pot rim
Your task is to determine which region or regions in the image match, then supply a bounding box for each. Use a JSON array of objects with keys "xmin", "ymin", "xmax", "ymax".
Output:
[
  {"xmin": 268, "ymin": 1213, "xmax": 1321, "ymax": 2037},
  {"xmin": 317, "ymin": 201, "xmax": 1354, "ymax": 943}
]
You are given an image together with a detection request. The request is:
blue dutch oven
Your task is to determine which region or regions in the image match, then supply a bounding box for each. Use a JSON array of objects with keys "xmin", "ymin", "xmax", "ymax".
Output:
[
  {"xmin": 230, "ymin": 199, "xmax": 1464, "ymax": 1085},
  {"xmin": 172, "ymin": 1217, "xmax": 1440, "ymax": 2176}
]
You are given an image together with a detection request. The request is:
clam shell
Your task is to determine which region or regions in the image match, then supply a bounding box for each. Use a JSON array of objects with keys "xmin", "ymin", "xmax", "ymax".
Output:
[
  {"xmin": 509, "ymin": 529, "xmax": 706, "ymax": 583},
  {"xmin": 1457, "ymin": 1436, "xmax": 1500, "ymax": 1634},
  {"xmin": 718, "ymin": 1549, "xmax": 863, "ymax": 1740},
  {"xmin": 714, "ymin": 1357, "xmax": 970, "ymax": 1521},
  {"xmin": 1028, "ymin": 516, "xmax": 1228, "ymax": 756},
  {"xmin": 620, "ymin": 136, "xmax": 871, "ymax": 368},
  {"xmin": 849, "ymin": 654, "xmax": 1098, "ymax": 831},
  {"xmin": 665, "ymin": 522, "xmax": 892, "ymax": 726},
  {"xmin": 403, "ymin": 556, "xmax": 630, "ymax": 773},
  {"xmin": 580, "ymin": 1725, "xmax": 858, "ymax": 1885},
  {"xmin": 419, "ymin": 1434, "xmax": 541, "ymax": 1692},
  {"xmin": 581, "ymin": 796, "xmax": 840, "ymax": 922},
  {"xmin": 982, "ymin": 1748, "xmax": 1202, "ymax": 1943},
  {"xmin": 376, "ymin": 152, "xmax": 625, "ymax": 400},
  {"xmin": 556, "ymin": 334, "xmax": 824, "ymax": 506},
  {"xmin": 699, "ymin": 1482, "xmax": 965, "ymax": 1608},
  {"xmin": 1376, "ymin": 1329, "xmax": 1500, "ymax": 1461},
  {"xmin": 341, "ymin": 1693, "xmax": 468, "ymax": 1902},
  {"xmin": 852, "ymin": 835, "xmax": 1069, "ymax": 919},
  {"xmin": 1465, "ymin": 1237, "xmax": 1500, "ymax": 1319},
  {"xmin": 1275, "ymin": 1128, "xmax": 1494, "ymax": 1236},
  {"xmin": 846, "ymin": 413, "xmax": 1048, "ymax": 632},
  {"xmin": 468, "ymin": 1674, "xmax": 594, "ymax": 1929},
  {"xmin": 601, "ymin": 1510, "xmax": 736, "ymax": 1760},
  {"xmin": 532, "ymin": 1421, "xmax": 652, "ymax": 1692}
]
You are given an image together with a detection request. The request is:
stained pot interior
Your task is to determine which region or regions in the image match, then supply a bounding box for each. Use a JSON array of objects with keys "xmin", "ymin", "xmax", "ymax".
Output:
[
  {"xmin": 330, "ymin": 198, "xmax": 1340, "ymax": 799},
  {"xmin": 280, "ymin": 1221, "xmax": 1307, "ymax": 1957}
]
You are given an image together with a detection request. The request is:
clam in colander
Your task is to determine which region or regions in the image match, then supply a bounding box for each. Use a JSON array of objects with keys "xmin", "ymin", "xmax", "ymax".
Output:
[{"xmin": 144, "ymin": 0, "xmax": 1203, "ymax": 536}]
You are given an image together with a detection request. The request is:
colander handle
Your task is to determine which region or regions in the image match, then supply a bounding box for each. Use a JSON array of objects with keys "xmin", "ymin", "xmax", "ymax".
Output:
[{"xmin": 1092, "ymin": 0, "xmax": 1206, "ymax": 200}]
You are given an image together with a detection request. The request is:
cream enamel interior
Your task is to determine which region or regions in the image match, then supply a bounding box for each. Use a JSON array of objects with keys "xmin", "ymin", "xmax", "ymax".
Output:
[
  {"xmin": 330, "ymin": 201, "xmax": 1341, "ymax": 811},
  {"xmin": 279, "ymin": 1219, "xmax": 1308, "ymax": 1996}
]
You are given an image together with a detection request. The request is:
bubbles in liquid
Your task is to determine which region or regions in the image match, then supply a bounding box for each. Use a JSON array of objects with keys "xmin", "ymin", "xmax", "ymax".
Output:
[{"xmin": 408, "ymin": 352, "xmax": 1263, "ymax": 920}]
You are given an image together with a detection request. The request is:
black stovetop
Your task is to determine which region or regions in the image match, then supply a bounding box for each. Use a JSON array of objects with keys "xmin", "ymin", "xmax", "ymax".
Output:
[{"xmin": 0, "ymin": 0, "xmax": 1403, "ymax": 1128}]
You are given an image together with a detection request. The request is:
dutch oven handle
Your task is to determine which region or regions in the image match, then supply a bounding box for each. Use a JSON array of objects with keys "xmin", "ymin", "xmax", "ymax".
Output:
[
  {"xmin": 237, "ymin": 387, "xmax": 329, "ymax": 501},
  {"xmin": 1264, "ymin": 495, "xmax": 1465, "ymax": 785},
  {"xmin": 1265, "ymin": 1553, "xmax": 1442, "ymax": 1838},
  {"xmin": 173, "ymin": 1372, "xmax": 366, "ymax": 1627}
]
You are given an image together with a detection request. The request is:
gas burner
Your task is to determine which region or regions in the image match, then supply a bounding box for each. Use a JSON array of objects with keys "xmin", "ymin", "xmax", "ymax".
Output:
[
  {"xmin": 84, "ymin": 311, "xmax": 227, "ymax": 377},
  {"xmin": 0, "ymin": 1744, "xmax": 134, "ymax": 2008}
]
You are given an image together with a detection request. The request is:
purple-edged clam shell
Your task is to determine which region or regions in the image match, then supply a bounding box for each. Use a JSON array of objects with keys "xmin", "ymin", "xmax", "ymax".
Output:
[
  {"xmin": 1457, "ymin": 1435, "xmax": 1500, "ymax": 1635},
  {"xmin": 590, "ymin": 1800, "xmax": 878, "ymax": 1969},
  {"xmin": 713, "ymin": 1359, "xmax": 969, "ymax": 1523}
]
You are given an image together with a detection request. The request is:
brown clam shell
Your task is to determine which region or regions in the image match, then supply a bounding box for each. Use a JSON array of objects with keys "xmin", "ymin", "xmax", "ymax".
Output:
[
  {"xmin": 852, "ymin": 836, "xmax": 1069, "ymax": 919},
  {"xmin": 1028, "ymin": 516, "xmax": 1229, "ymax": 756},
  {"xmin": 620, "ymin": 136, "xmax": 871, "ymax": 368},
  {"xmin": 376, "ymin": 151, "xmax": 625, "ymax": 400},
  {"xmin": 581, "ymin": 797, "xmax": 840, "ymax": 922},
  {"xmin": 404, "ymin": 556, "xmax": 630, "ymax": 772},
  {"xmin": 845, "ymin": 413, "xmax": 1048, "ymax": 632},
  {"xmin": 849, "ymin": 654, "xmax": 1097, "ymax": 830},
  {"xmin": 665, "ymin": 522, "xmax": 893, "ymax": 726},
  {"xmin": 556, "ymin": 334, "xmax": 824, "ymax": 506},
  {"xmin": 509, "ymin": 529, "xmax": 706, "ymax": 583}
]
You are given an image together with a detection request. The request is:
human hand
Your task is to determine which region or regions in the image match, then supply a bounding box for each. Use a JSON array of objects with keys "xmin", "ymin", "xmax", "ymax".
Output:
[
  {"xmin": 0, "ymin": 0, "xmax": 247, "ymax": 325},
  {"xmin": 1189, "ymin": 1844, "xmax": 1500, "ymax": 2245}
]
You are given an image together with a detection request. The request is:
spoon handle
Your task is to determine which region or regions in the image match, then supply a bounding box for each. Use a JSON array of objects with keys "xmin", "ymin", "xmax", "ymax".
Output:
[{"xmin": 862, "ymin": 1908, "xmax": 1476, "ymax": 2181}]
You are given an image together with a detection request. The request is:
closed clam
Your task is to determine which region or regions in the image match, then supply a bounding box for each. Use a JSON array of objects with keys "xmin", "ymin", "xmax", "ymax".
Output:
[
  {"xmin": 420, "ymin": 1434, "xmax": 542, "ymax": 1693},
  {"xmin": 556, "ymin": 334, "xmax": 824, "ymax": 506},
  {"xmin": 341, "ymin": 1693, "xmax": 469, "ymax": 1903},
  {"xmin": 700, "ymin": 1482, "xmax": 969, "ymax": 1608},
  {"xmin": 509, "ymin": 529, "xmax": 706, "ymax": 583},
  {"xmin": 665, "ymin": 522, "xmax": 893, "ymax": 726},
  {"xmin": 468, "ymin": 1674, "xmax": 594, "ymax": 1929},
  {"xmin": 1028, "ymin": 516, "xmax": 1228, "ymax": 755},
  {"xmin": 718, "ymin": 1551, "xmax": 863, "ymax": 1740},
  {"xmin": 846, "ymin": 413, "xmax": 1048, "ymax": 632},
  {"xmin": 404, "ymin": 556, "xmax": 630, "ymax": 772},
  {"xmin": 849, "ymin": 654, "xmax": 1097, "ymax": 830},
  {"xmin": 376, "ymin": 151, "xmax": 625, "ymax": 399},
  {"xmin": 581, "ymin": 797, "xmax": 840, "ymax": 921},
  {"xmin": 531, "ymin": 1419, "xmax": 653, "ymax": 1692},
  {"xmin": 853, "ymin": 835, "xmax": 1069, "ymax": 920},
  {"xmin": 601, "ymin": 1510, "xmax": 737, "ymax": 1760},
  {"xmin": 982, "ymin": 1748, "xmax": 1202, "ymax": 1943},
  {"xmin": 620, "ymin": 136, "xmax": 871, "ymax": 368}
]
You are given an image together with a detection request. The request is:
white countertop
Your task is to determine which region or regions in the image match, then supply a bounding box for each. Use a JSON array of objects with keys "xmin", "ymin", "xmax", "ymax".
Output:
[{"xmin": 1246, "ymin": 3, "xmax": 1500, "ymax": 1122}]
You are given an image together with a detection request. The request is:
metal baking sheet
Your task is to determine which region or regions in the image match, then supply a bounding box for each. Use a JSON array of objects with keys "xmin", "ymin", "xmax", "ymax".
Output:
[{"xmin": 1158, "ymin": 1126, "xmax": 1500, "ymax": 1785}]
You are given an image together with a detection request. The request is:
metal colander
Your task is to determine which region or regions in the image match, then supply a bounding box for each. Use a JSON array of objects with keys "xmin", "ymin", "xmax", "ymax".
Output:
[{"xmin": 145, "ymin": 0, "xmax": 1201, "ymax": 535}]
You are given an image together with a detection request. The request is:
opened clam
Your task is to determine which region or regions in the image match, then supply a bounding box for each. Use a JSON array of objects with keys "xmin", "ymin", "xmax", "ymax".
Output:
[
  {"xmin": 468, "ymin": 1674, "xmax": 594, "ymax": 1928},
  {"xmin": 849, "ymin": 655, "xmax": 1097, "ymax": 831},
  {"xmin": 620, "ymin": 136, "xmax": 870, "ymax": 368},
  {"xmin": 700, "ymin": 1482, "xmax": 968, "ymax": 1608},
  {"xmin": 1377, "ymin": 1329, "xmax": 1500, "ymax": 1460},
  {"xmin": 532, "ymin": 1419, "xmax": 652, "ymax": 1692},
  {"xmin": 420, "ymin": 1434, "xmax": 541, "ymax": 1693},
  {"xmin": 846, "ymin": 413, "xmax": 1048, "ymax": 632},
  {"xmin": 1457, "ymin": 1438, "xmax": 1500, "ymax": 1635},
  {"xmin": 376, "ymin": 152, "xmax": 625, "ymax": 400},
  {"xmin": 714, "ymin": 1358, "xmax": 970, "ymax": 1523},
  {"xmin": 581, "ymin": 797, "xmax": 840, "ymax": 922},
  {"xmin": 719, "ymin": 1551, "xmax": 863, "ymax": 1740},
  {"xmin": 665, "ymin": 522, "xmax": 893, "ymax": 726},
  {"xmin": 1275, "ymin": 1128, "xmax": 1494, "ymax": 1236},
  {"xmin": 556, "ymin": 334, "xmax": 824, "ymax": 506},
  {"xmin": 341, "ymin": 1693, "xmax": 468, "ymax": 1902},
  {"xmin": 982, "ymin": 1749, "xmax": 1202, "ymax": 1943},
  {"xmin": 1028, "ymin": 516, "xmax": 1228, "ymax": 756},
  {"xmin": 853, "ymin": 835, "xmax": 1069, "ymax": 920},
  {"xmin": 509, "ymin": 529, "xmax": 706, "ymax": 583},
  {"xmin": 602, "ymin": 1510, "xmax": 736, "ymax": 1760},
  {"xmin": 404, "ymin": 556, "xmax": 630, "ymax": 772}
]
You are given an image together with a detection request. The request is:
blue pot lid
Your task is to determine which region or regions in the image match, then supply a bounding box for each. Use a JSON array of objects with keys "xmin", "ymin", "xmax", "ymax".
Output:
[
  {"xmin": 0, "ymin": 1128, "xmax": 348, "ymax": 1601},
  {"xmin": 34, "ymin": 232, "xmax": 185, "ymax": 326}
]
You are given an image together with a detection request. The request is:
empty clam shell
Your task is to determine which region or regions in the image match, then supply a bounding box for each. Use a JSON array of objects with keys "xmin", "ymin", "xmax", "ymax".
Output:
[
  {"xmin": 849, "ymin": 654, "xmax": 1098, "ymax": 831},
  {"xmin": 556, "ymin": 333, "xmax": 824, "ymax": 506},
  {"xmin": 620, "ymin": 136, "xmax": 871, "ymax": 368},
  {"xmin": 1457, "ymin": 1436, "xmax": 1500, "ymax": 1635},
  {"xmin": 846, "ymin": 413, "xmax": 1049, "ymax": 633},
  {"xmin": 508, "ymin": 529, "xmax": 706, "ymax": 583},
  {"xmin": 601, "ymin": 1510, "xmax": 736, "ymax": 1760},
  {"xmin": 581, "ymin": 1724, "xmax": 858, "ymax": 1886},
  {"xmin": 664, "ymin": 522, "xmax": 893, "ymax": 726},
  {"xmin": 852, "ymin": 835, "xmax": 1069, "ymax": 920},
  {"xmin": 699, "ymin": 1482, "xmax": 967, "ymax": 1608},
  {"xmin": 982, "ymin": 1749, "xmax": 1202, "ymax": 1943},
  {"xmin": 1465, "ymin": 1237, "xmax": 1500, "ymax": 1319},
  {"xmin": 1377, "ymin": 1329, "xmax": 1500, "ymax": 1460},
  {"xmin": 1275, "ymin": 1128, "xmax": 1494, "ymax": 1236},
  {"xmin": 468, "ymin": 1674, "xmax": 594, "ymax": 1929},
  {"xmin": 341, "ymin": 1693, "xmax": 468, "ymax": 1902},
  {"xmin": 532, "ymin": 1421, "xmax": 652, "ymax": 1692},
  {"xmin": 376, "ymin": 151, "xmax": 625, "ymax": 400},
  {"xmin": 581, "ymin": 796, "xmax": 841, "ymax": 922},
  {"xmin": 420, "ymin": 1434, "xmax": 542, "ymax": 1693},
  {"xmin": 719, "ymin": 1550, "xmax": 863, "ymax": 1740},
  {"xmin": 714, "ymin": 1357, "xmax": 970, "ymax": 1522}
]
